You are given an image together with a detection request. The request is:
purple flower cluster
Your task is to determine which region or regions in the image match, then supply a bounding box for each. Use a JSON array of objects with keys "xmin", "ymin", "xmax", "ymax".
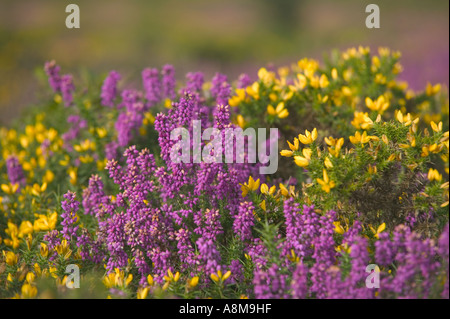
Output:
[
  {"xmin": 233, "ymin": 201, "xmax": 255, "ymax": 242},
  {"xmin": 211, "ymin": 73, "xmax": 232, "ymax": 107},
  {"xmin": 44, "ymin": 61, "xmax": 75, "ymax": 107},
  {"xmin": 101, "ymin": 71, "xmax": 121, "ymax": 107},
  {"xmin": 375, "ymin": 225, "xmax": 444, "ymax": 298},
  {"xmin": 274, "ymin": 209, "xmax": 449, "ymax": 299},
  {"xmin": 182, "ymin": 72, "xmax": 204, "ymax": 95},
  {"xmin": 142, "ymin": 68, "xmax": 161, "ymax": 107},
  {"xmin": 60, "ymin": 191, "xmax": 80, "ymax": 241},
  {"xmin": 237, "ymin": 73, "xmax": 252, "ymax": 89},
  {"xmin": 283, "ymin": 199, "xmax": 321, "ymax": 258},
  {"xmin": 6, "ymin": 156, "xmax": 26, "ymax": 189},
  {"xmin": 62, "ymin": 115, "xmax": 87, "ymax": 148},
  {"xmin": 44, "ymin": 61, "xmax": 61, "ymax": 92},
  {"xmin": 51, "ymin": 88, "xmax": 263, "ymax": 283},
  {"xmin": 253, "ymin": 263, "xmax": 289, "ymax": 299},
  {"xmin": 162, "ymin": 65, "xmax": 176, "ymax": 100}
]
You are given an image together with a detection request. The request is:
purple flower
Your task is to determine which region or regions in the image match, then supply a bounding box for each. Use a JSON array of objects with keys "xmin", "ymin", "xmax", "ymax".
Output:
[
  {"xmin": 290, "ymin": 263, "xmax": 309, "ymax": 299},
  {"xmin": 44, "ymin": 60, "xmax": 61, "ymax": 92},
  {"xmin": 253, "ymin": 264, "xmax": 289, "ymax": 299},
  {"xmin": 142, "ymin": 68, "xmax": 162, "ymax": 107},
  {"xmin": 60, "ymin": 191, "xmax": 80, "ymax": 241},
  {"xmin": 233, "ymin": 201, "xmax": 255, "ymax": 242},
  {"xmin": 237, "ymin": 73, "xmax": 252, "ymax": 89},
  {"xmin": 101, "ymin": 71, "xmax": 121, "ymax": 107},
  {"xmin": 162, "ymin": 65, "xmax": 176, "ymax": 100},
  {"xmin": 197, "ymin": 237, "xmax": 222, "ymax": 276},
  {"xmin": 438, "ymin": 224, "xmax": 449, "ymax": 298},
  {"xmin": 82, "ymin": 175, "xmax": 109, "ymax": 216},
  {"xmin": 61, "ymin": 74, "xmax": 75, "ymax": 107},
  {"xmin": 6, "ymin": 156, "xmax": 26, "ymax": 189},
  {"xmin": 182, "ymin": 72, "xmax": 204, "ymax": 94}
]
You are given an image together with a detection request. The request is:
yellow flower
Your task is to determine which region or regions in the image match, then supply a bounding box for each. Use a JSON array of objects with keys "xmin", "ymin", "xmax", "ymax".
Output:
[
  {"xmin": 236, "ymin": 115, "xmax": 246, "ymax": 128},
  {"xmin": 3, "ymin": 251, "xmax": 18, "ymax": 266},
  {"xmin": 280, "ymin": 150, "xmax": 293, "ymax": 157},
  {"xmin": 370, "ymin": 223, "xmax": 386, "ymax": 239},
  {"xmin": 210, "ymin": 270, "xmax": 231, "ymax": 283},
  {"xmin": 430, "ymin": 121, "xmax": 443, "ymax": 133},
  {"xmin": 260, "ymin": 184, "xmax": 269, "ymax": 195},
  {"xmin": 40, "ymin": 243, "xmax": 49, "ymax": 258},
  {"xmin": 26, "ymin": 272, "xmax": 36, "ymax": 284},
  {"xmin": 365, "ymin": 96, "xmax": 389, "ymax": 114},
  {"xmin": 258, "ymin": 68, "xmax": 276, "ymax": 84},
  {"xmin": 259, "ymin": 200, "xmax": 266, "ymax": 211},
  {"xmin": 331, "ymin": 68, "xmax": 338, "ymax": 80},
  {"xmin": 333, "ymin": 221, "xmax": 346, "ymax": 235},
  {"xmin": 147, "ymin": 274, "xmax": 154, "ymax": 286},
  {"xmin": 336, "ymin": 243, "xmax": 352, "ymax": 254},
  {"xmin": 188, "ymin": 276, "xmax": 199, "ymax": 288},
  {"xmin": 31, "ymin": 183, "xmax": 47, "ymax": 196},
  {"xmin": 125, "ymin": 273, "xmax": 133, "ymax": 287},
  {"xmin": 240, "ymin": 176, "xmax": 260, "ymax": 197},
  {"xmin": 103, "ymin": 268, "xmax": 133, "ymax": 288},
  {"xmin": 18, "ymin": 221, "xmax": 33, "ymax": 238},
  {"xmin": 290, "ymin": 74, "xmax": 307, "ymax": 91},
  {"xmin": 294, "ymin": 148, "xmax": 312, "ymax": 168},
  {"xmin": 246, "ymin": 82, "xmax": 260, "ymax": 100},
  {"xmin": 164, "ymin": 269, "xmax": 180, "ymax": 283},
  {"xmin": 426, "ymin": 83, "xmax": 441, "ymax": 96},
  {"xmin": 103, "ymin": 272, "xmax": 117, "ymax": 288},
  {"xmin": 229, "ymin": 88, "xmax": 247, "ymax": 107},
  {"xmin": 287, "ymin": 138, "xmax": 299, "ymax": 152},
  {"xmin": 55, "ymin": 240, "xmax": 72, "ymax": 259},
  {"xmin": 74, "ymin": 139, "xmax": 96, "ymax": 153},
  {"xmin": 325, "ymin": 136, "xmax": 344, "ymax": 157},
  {"xmin": 21, "ymin": 283, "xmax": 37, "ymax": 299},
  {"xmin": 1, "ymin": 183, "xmax": 19, "ymax": 195},
  {"xmin": 421, "ymin": 144, "xmax": 443, "ymax": 157},
  {"xmin": 267, "ymin": 102, "xmax": 289, "ymax": 119},
  {"xmin": 3, "ymin": 235, "xmax": 20, "ymax": 250},
  {"xmin": 164, "ymin": 98, "xmax": 173, "ymax": 109},
  {"xmin": 351, "ymin": 111, "xmax": 373, "ymax": 130},
  {"xmin": 96, "ymin": 127, "xmax": 108, "ymax": 138},
  {"xmin": 43, "ymin": 170, "xmax": 55, "ymax": 184},
  {"xmin": 396, "ymin": 110, "xmax": 419, "ymax": 127},
  {"xmin": 324, "ymin": 157, "xmax": 333, "ymax": 169},
  {"xmin": 260, "ymin": 184, "xmax": 276, "ymax": 196},
  {"xmin": 319, "ymin": 74, "xmax": 329, "ymax": 88},
  {"xmin": 349, "ymin": 131, "xmax": 378, "ymax": 145},
  {"xmin": 287, "ymin": 250, "xmax": 300, "ymax": 263},
  {"xmin": 34, "ymin": 212, "xmax": 58, "ymax": 232},
  {"xmin": 428, "ymin": 168, "xmax": 442, "ymax": 182},
  {"xmin": 298, "ymin": 128, "xmax": 318, "ymax": 145},
  {"xmin": 137, "ymin": 287, "xmax": 150, "ymax": 299},
  {"xmin": 68, "ymin": 167, "xmax": 78, "ymax": 186},
  {"xmin": 317, "ymin": 169, "xmax": 336, "ymax": 193}
]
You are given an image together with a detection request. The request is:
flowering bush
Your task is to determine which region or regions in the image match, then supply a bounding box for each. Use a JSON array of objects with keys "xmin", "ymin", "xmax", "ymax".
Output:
[{"xmin": 0, "ymin": 47, "xmax": 448, "ymax": 299}]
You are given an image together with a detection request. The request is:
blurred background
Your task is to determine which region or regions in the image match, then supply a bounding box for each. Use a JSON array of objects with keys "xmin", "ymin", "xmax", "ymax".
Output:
[{"xmin": 0, "ymin": 0, "xmax": 448, "ymax": 123}]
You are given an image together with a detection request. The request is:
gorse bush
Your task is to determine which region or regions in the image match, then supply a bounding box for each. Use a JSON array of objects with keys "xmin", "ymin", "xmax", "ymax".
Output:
[{"xmin": 0, "ymin": 47, "xmax": 448, "ymax": 299}]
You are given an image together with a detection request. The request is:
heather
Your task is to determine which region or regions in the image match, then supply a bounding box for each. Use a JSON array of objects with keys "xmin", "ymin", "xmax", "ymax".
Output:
[{"xmin": 0, "ymin": 47, "xmax": 448, "ymax": 299}]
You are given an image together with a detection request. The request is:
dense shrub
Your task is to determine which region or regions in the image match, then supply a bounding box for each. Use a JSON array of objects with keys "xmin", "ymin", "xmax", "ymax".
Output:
[{"xmin": 0, "ymin": 47, "xmax": 448, "ymax": 299}]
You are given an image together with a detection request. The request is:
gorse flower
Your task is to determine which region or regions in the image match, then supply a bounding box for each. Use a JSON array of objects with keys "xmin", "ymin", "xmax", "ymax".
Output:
[
  {"xmin": 298, "ymin": 128, "xmax": 318, "ymax": 145},
  {"xmin": 316, "ymin": 169, "xmax": 336, "ymax": 193},
  {"xmin": 267, "ymin": 102, "xmax": 289, "ymax": 119},
  {"xmin": 365, "ymin": 95, "xmax": 390, "ymax": 114},
  {"xmin": 349, "ymin": 131, "xmax": 378, "ymax": 145}
]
